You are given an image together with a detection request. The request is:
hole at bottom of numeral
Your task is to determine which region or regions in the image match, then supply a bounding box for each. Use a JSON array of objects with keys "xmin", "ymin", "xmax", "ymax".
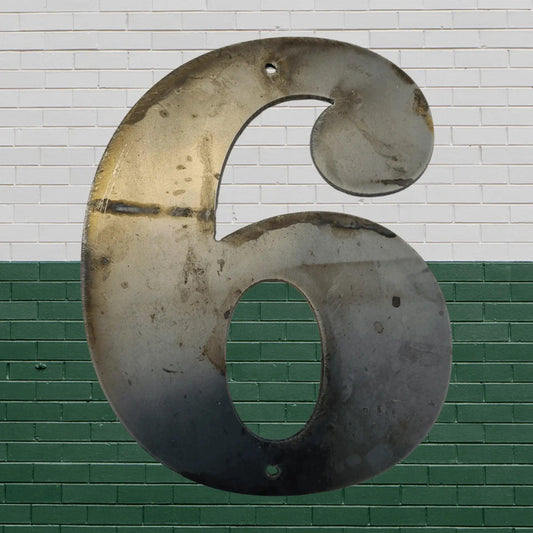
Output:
[
  {"xmin": 226, "ymin": 280, "xmax": 322, "ymax": 441},
  {"xmin": 265, "ymin": 464, "xmax": 281, "ymax": 478}
]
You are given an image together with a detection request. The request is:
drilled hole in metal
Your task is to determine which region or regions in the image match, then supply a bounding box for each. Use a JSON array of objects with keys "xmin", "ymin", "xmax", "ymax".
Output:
[
  {"xmin": 265, "ymin": 62, "xmax": 277, "ymax": 75},
  {"xmin": 266, "ymin": 464, "xmax": 281, "ymax": 478}
]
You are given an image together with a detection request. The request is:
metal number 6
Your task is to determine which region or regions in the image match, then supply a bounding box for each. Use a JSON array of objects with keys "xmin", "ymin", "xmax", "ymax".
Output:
[{"xmin": 82, "ymin": 38, "xmax": 451, "ymax": 495}]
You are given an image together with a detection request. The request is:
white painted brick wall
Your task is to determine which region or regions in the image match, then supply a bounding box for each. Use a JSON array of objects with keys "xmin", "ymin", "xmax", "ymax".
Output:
[{"xmin": 0, "ymin": 3, "xmax": 532, "ymax": 261}]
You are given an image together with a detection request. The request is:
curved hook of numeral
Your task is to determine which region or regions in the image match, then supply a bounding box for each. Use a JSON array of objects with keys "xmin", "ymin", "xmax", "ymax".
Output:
[{"xmin": 82, "ymin": 38, "xmax": 450, "ymax": 495}]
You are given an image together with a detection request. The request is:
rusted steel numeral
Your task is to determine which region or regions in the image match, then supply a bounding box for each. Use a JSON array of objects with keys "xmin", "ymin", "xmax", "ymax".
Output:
[{"xmin": 82, "ymin": 38, "xmax": 451, "ymax": 495}]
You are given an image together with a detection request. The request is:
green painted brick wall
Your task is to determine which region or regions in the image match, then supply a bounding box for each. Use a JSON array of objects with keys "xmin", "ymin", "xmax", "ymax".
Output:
[{"xmin": 0, "ymin": 261, "xmax": 533, "ymax": 531}]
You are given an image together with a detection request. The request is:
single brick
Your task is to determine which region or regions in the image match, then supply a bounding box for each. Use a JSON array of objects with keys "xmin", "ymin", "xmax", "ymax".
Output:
[
  {"xmin": 514, "ymin": 405, "xmax": 533, "ymax": 422},
  {"xmin": 515, "ymin": 486, "xmax": 533, "ymax": 504},
  {"xmin": 0, "ymin": 422, "xmax": 34, "ymax": 441},
  {"xmin": 0, "ymin": 302, "xmax": 37, "ymax": 319},
  {"xmin": 144, "ymin": 505, "xmax": 200, "ymax": 525},
  {"xmin": 287, "ymin": 323, "xmax": 321, "ymax": 341},
  {"xmin": 0, "ymin": 321, "xmax": 9, "ymax": 339},
  {"xmin": 259, "ymin": 382, "xmax": 316, "ymax": 402},
  {"xmin": 172, "ymin": 485, "xmax": 229, "ymax": 505},
  {"xmin": 511, "ymin": 323, "xmax": 533, "ymax": 341},
  {"xmin": 486, "ymin": 465, "xmax": 533, "ymax": 484},
  {"xmin": 436, "ymin": 404, "xmax": 456, "ymax": 423},
  {"xmin": 9, "ymin": 361, "xmax": 63, "ymax": 381},
  {"xmin": 287, "ymin": 489, "xmax": 343, "ymax": 505},
  {"xmin": 11, "ymin": 282, "xmax": 65, "ymax": 301},
  {"xmin": 34, "ymin": 464, "xmax": 89, "ymax": 483},
  {"xmin": 513, "ymin": 363, "xmax": 533, "ymax": 381},
  {"xmin": 452, "ymin": 343, "xmax": 485, "ymax": 362},
  {"xmin": 485, "ymin": 384, "xmax": 533, "ymax": 402},
  {"xmin": 65, "ymin": 321, "xmax": 86, "ymax": 340},
  {"xmin": 118, "ymin": 484, "xmax": 173, "ymax": 504},
  {"xmin": 62, "ymin": 402, "xmax": 115, "ymax": 422},
  {"xmin": 230, "ymin": 302, "xmax": 260, "ymax": 321},
  {"xmin": 455, "ymin": 282, "xmax": 510, "ymax": 302},
  {"xmin": 39, "ymin": 262, "xmax": 80, "ymax": 281},
  {"xmin": 344, "ymin": 485, "xmax": 400, "ymax": 505},
  {"xmin": 87, "ymin": 505, "xmax": 143, "ymax": 525},
  {"xmin": 89, "ymin": 464, "xmax": 144, "ymax": 483},
  {"xmin": 37, "ymin": 341, "xmax": 89, "ymax": 360},
  {"xmin": 0, "ymin": 282, "xmax": 10, "ymax": 300},
  {"xmin": 429, "ymin": 465, "xmax": 484, "ymax": 485},
  {"xmin": 64, "ymin": 361, "xmax": 97, "ymax": 380},
  {"xmin": 429, "ymin": 423, "xmax": 484, "ymax": 443},
  {"xmin": 427, "ymin": 506, "xmax": 483, "ymax": 526},
  {"xmin": 453, "ymin": 323, "xmax": 508, "ymax": 342},
  {"xmin": 0, "ymin": 382, "xmax": 35, "ymax": 401},
  {"xmin": 313, "ymin": 506, "xmax": 369, "ymax": 526},
  {"xmin": 7, "ymin": 443, "xmax": 62, "ymax": 462},
  {"xmin": 288, "ymin": 362, "xmax": 321, "ymax": 381},
  {"xmin": 145, "ymin": 464, "xmax": 183, "ymax": 483},
  {"xmin": 66, "ymin": 281, "xmax": 81, "ymax": 301},
  {"xmin": 261, "ymin": 342, "xmax": 318, "ymax": 361},
  {"xmin": 200, "ymin": 506, "xmax": 254, "ymax": 525},
  {"xmin": 5, "ymin": 483, "xmax": 61, "ymax": 503},
  {"xmin": 241, "ymin": 282, "xmax": 287, "ymax": 301},
  {"xmin": 230, "ymin": 362, "xmax": 288, "ymax": 381},
  {"xmin": 61, "ymin": 443, "xmax": 117, "ymax": 462},
  {"xmin": 486, "ymin": 302, "xmax": 533, "ymax": 322},
  {"xmin": 404, "ymin": 444, "xmax": 457, "ymax": 464},
  {"xmin": 456, "ymin": 363, "xmax": 513, "ymax": 383},
  {"xmin": 116, "ymin": 443, "xmax": 154, "ymax": 463},
  {"xmin": 485, "ymin": 263, "xmax": 533, "ymax": 282},
  {"xmin": 485, "ymin": 423, "xmax": 533, "ymax": 443},
  {"xmin": 447, "ymin": 303, "xmax": 483, "ymax": 322},
  {"xmin": 260, "ymin": 302, "xmax": 315, "ymax": 321},
  {"xmin": 439, "ymin": 282, "xmax": 455, "ymax": 301},
  {"xmin": 457, "ymin": 404, "xmax": 513, "ymax": 422},
  {"xmin": 429, "ymin": 262, "xmax": 484, "ymax": 282},
  {"xmin": 62, "ymin": 484, "xmax": 117, "ymax": 504},
  {"xmin": 457, "ymin": 485, "xmax": 514, "ymax": 505},
  {"xmin": 287, "ymin": 284, "xmax": 306, "ymax": 301},
  {"xmin": 0, "ymin": 341, "xmax": 37, "ymax": 360},
  {"xmin": 370, "ymin": 465, "xmax": 428, "ymax": 485},
  {"xmin": 91, "ymin": 382, "xmax": 107, "ymax": 400},
  {"xmin": 457, "ymin": 444, "xmax": 513, "ymax": 463},
  {"xmin": 36, "ymin": 382, "xmax": 91, "ymax": 401},
  {"xmin": 256, "ymin": 506, "xmax": 312, "ymax": 526},
  {"xmin": 401, "ymin": 486, "xmax": 456, "ymax": 505},
  {"xmin": 38, "ymin": 302, "xmax": 83, "ymax": 320},
  {"xmin": 226, "ymin": 382, "xmax": 258, "ymax": 401},
  {"xmin": 0, "ymin": 503, "xmax": 32, "ymax": 524},
  {"xmin": 511, "ymin": 282, "xmax": 533, "ymax": 301},
  {"xmin": 485, "ymin": 342, "xmax": 533, "ymax": 361},
  {"xmin": 11, "ymin": 321, "xmax": 64, "ymax": 340},
  {"xmin": 232, "ymin": 402, "xmax": 286, "ymax": 422},
  {"xmin": 229, "ymin": 322, "xmax": 285, "ymax": 341},
  {"xmin": 371, "ymin": 506, "xmax": 426, "ymax": 526},
  {"xmin": 484, "ymin": 507, "xmax": 533, "ymax": 526},
  {"xmin": 0, "ymin": 263, "xmax": 38, "ymax": 281},
  {"xmin": 226, "ymin": 342, "xmax": 260, "ymax": 361},
  {"xmin": 0, "ymin": 463, "xmax": 33, "ymax": 482},
  {"xmin": 286, "ymin": 402, "xmax": 315, "ymax": 422}
]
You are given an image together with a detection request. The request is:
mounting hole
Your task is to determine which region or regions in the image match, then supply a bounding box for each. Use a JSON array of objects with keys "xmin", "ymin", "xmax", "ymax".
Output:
[
  {"xmin": 265, "ymin": 464, "xmax": 281, "ymax": 478},
  {"xmin": 265, "ymin": 62, "xmax": 277, "ymax": 75}
]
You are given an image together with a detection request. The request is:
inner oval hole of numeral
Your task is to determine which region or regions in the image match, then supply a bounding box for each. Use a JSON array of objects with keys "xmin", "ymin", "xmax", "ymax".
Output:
[{"xmin": 225, "ymin": 280, "xmax": 322, "ymax": 441}]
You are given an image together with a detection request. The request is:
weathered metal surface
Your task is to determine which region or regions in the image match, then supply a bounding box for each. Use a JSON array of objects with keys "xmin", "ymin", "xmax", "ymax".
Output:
[{"xmin": 82, "ymin": 37, "xmax": 451, "ymax": 495}]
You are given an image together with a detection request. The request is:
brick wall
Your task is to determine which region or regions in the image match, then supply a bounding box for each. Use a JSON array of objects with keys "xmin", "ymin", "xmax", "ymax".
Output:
[
  {"xmin": 1, "ymin": 3, "xmax": 533, "ymax": 261},
  {"xmin": 1, "ymin": 261, "xmax": 533, "ymax": 530}
]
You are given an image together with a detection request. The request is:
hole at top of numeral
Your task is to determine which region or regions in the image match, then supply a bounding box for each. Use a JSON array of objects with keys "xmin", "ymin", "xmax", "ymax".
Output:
[
  {"xmin": 265, "ymin": 62, "xmax": 277, "ymax": 75},
  {"xmin": 226, "ymin": 280, "xmax": 322, "ymax": 441}
]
